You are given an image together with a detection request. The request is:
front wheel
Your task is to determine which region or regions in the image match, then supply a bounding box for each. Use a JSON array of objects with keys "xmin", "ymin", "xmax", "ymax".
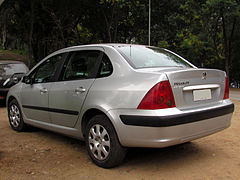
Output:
[
  {"xmin": 85, "ymin": 115, "xmax": 126, "ymax": 168},
  {"xmin": 8, "ymin": 99, "xmax": 26, "ymax": 132}
]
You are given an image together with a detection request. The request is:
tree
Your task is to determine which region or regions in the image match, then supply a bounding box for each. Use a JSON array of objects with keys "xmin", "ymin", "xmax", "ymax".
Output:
[
  {"xmin": 202, "ymin": 0, "xmax": 240, "ymax": 78},
  {"xmin": 1, "ymin": 0, "xmax": 240, "ymax": 85},
  {"xmin": 1, "ymin": 8, "xmax": 7, "ymax": 49}
]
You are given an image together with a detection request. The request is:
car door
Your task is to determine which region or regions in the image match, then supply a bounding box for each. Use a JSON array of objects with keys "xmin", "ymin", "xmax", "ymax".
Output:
[
  {"xmin": 21, "ymin": 53, "xmax": 65, "ymax": 123},
  {"xmin": 48, "ymin": 49, "xmax": 103, "ymax": 127}
]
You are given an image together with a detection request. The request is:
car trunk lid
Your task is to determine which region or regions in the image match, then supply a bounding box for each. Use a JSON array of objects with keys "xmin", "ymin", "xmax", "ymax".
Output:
[{"xmin": 165, "ymin": 68, "xmax": 226, "ymax": 109}]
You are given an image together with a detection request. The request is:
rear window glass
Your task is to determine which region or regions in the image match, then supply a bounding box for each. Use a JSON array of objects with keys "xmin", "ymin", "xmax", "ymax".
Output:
[
  {"xmin": 117, "ymin": 46, "xmax": 193, "ymax": 69},
  {"xmin": 0, "ymin": 63, "xmax": 28, "ymax": 76}
]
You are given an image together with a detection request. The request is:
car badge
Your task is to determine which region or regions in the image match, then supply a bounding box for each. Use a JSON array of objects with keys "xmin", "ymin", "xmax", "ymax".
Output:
[{"xmin": 202, "ymin": 72, "xmax": 207, "ymax": 80}]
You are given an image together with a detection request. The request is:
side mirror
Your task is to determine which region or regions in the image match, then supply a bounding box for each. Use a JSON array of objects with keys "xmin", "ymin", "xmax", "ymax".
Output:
[
  {"xmin": 22, "ymin": 76, "xmax": 33, "ymax": 84},
  {"xmin": 12, "ymin": 76, "xmax": 19, "ymax": 84},
  {"xmin": 10, "ymin": 73, "xmax": 25, "ymax": 84}
]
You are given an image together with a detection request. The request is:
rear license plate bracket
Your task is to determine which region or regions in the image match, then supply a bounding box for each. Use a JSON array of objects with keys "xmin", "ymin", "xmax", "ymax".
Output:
[{"xmin": 193, "ymin": 89, "xmax": 212, "ymax": 101}]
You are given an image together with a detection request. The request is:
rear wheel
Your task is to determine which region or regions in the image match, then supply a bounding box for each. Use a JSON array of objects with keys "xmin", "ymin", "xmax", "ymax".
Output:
[
  {"xmin": 8, "ymin": 99, "xmax": 26, "ymax": 132},
  {"xmin": 85, "ymin": 114, "xmax": 126, "ymax": 168}
]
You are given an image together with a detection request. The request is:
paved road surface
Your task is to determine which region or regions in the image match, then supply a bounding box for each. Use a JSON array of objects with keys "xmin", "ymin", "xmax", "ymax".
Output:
[{"xmin": 230, "ymin": 89, "xmax": 240, "ymax": 101}]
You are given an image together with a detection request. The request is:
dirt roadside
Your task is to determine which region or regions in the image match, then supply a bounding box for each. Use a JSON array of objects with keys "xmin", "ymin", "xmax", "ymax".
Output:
[
  {"xmin": 0, "ymin": 51, "xmax": 28, "ymax": 64},
  {"xmin": 0, "ymin": 99, "xmax": 239, "ymax": 180}
]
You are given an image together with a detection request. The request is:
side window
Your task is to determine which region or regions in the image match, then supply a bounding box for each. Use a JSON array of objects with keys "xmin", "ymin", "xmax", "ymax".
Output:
[
  {"xmin": 99, "ymin": 54, "xmax": 113, "ymax": 77},
  {"xmin": 30, "ymin": 54, "xmax": 64, "ymax": 83},
  {"xmin": 63, "ymin": 51, "xmax": 101, "ymax": 81}
]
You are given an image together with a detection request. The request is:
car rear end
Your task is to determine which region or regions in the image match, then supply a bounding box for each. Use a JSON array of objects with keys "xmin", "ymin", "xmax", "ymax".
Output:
[{"xmin": 105, "ymin": 45, "xmax": 234, "ymax": 148}]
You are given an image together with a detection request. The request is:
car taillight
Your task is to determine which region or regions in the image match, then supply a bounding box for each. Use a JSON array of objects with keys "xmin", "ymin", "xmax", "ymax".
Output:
[
  {"xmin": 223, "ymin": 77, "xmax": 229, "ymax": 99},
  {"xmin": 137, "ymin": 80, "xmax": 176, "ymax": 110}
]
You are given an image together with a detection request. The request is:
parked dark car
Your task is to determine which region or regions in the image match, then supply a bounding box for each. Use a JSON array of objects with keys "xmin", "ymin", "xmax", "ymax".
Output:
[{"xmin": 0, "ymin": 61, "xmax": 29, "ymax": 101}]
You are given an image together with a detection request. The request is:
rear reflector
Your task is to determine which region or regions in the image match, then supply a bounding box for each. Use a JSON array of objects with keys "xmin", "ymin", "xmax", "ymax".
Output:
[
  {"xmin": 223, "ymin": 77, "xmax": 229, "ymax": 99},
  {"xmin": 138, "ymin": 80, "xmax": 176, "ymax": 110}
]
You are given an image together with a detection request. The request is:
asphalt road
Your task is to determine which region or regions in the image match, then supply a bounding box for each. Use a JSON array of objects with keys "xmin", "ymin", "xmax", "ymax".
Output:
[{"xmin": 230, "ymin": 88, "xmax": 240, "ymax": 101}]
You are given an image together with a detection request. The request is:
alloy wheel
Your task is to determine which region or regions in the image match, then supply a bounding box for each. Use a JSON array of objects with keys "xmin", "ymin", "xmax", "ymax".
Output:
[
  {"xmin": 9, "ymin": 104, "xmax": 21, "ymax": 128},
  {"xmin": 88, "ymin": 124, "xmax": 110, "ymax": 161}
]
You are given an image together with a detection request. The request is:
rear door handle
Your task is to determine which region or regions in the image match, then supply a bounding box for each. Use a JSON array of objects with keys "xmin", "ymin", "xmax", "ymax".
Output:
[
  {"xmin": 75, "ymin": 87, "xmax": 86, "ymax": 94},
  {"xmin": 40, "ymin": 88, "xmax": 48, "ymax": 94}
]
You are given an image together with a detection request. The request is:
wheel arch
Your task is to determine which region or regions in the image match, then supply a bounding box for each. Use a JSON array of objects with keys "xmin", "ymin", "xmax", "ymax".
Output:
[
  {"xmin": 7, "ymin": 95, "xmax": 17, "ymax": 108},
  {"xmin": 81, "ymin": 108, "xmax": 115, "ymax": 138}
]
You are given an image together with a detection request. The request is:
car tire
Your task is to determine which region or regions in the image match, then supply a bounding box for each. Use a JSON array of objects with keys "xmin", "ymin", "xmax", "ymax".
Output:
[
  {"xmin": 8, "ymin": 99, "xmax": 27, "ymax": 132},
  {"xmin": 85, "ymin": 114, "xmax": 126, "ymax": 168}
]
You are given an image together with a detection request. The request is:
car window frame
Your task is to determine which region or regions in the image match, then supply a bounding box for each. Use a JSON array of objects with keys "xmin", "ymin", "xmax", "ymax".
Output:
[
  {"xmin": 26, "ymin": 53, "xmax": 68, "ymax": 84},
  {"xmin": 96, "ymin": 53, "xmax": 113, "ymax": 78},
  {"xmin": 58, "ymin": 50, "xmax": 104, "ymax": 82}
]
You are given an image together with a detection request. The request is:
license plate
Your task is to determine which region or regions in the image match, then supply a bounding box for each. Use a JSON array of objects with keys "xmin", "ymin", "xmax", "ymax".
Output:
[{"xmin": 193, "ymin": 89, "xmax": 211, "ymax": 101}]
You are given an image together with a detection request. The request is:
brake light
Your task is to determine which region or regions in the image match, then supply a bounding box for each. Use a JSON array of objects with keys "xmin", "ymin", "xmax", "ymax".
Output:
[
  {"xmin": 223, "ymin": 77, "xmax": 229, "ymax": 99},
  {"xmin": 138, "ymin": 80, "xmax": 176, "ymax": 109}
]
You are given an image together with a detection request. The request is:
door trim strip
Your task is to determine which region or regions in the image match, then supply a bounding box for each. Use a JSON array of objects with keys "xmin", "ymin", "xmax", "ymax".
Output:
[{"xmin": 22, "ymin": 105, "xmax": 79, "ymax": 116}]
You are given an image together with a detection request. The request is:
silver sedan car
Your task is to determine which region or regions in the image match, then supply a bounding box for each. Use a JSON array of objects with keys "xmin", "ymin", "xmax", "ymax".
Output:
[{"xmin": 7, "ymin": 44, "xmax": 234, "ymax": 168}]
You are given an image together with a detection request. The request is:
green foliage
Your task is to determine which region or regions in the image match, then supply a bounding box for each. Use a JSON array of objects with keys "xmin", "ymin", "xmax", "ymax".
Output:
[{"xmin": 0, "ymin": 0, "xmax": 240, "ymax": 83}]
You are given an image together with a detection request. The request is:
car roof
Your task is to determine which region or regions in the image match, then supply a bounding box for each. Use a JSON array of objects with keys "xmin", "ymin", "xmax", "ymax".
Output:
[
  {"xmin": 61, "ymin": 43, "xmax": 148, "ymax": 51},
  {"xmin": 102, "ymin": 43, "xmax": 147, "ymax": 47},
  {"xmin": 51, "ymin": 44, "xmax": 148, "ymax": 56},
  {"xmin": 0, "ymin": 60, "xmax": 25, "ymax": 64}
]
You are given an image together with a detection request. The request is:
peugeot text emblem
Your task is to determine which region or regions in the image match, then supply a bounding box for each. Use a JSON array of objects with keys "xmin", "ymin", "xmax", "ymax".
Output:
[{"xmin": 202, "ymin": 72, "xmax": 207, "ymax": 80}]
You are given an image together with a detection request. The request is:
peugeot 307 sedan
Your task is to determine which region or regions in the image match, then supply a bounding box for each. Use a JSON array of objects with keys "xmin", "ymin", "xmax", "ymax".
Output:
[{"xmin": 7, "ymin": 44, "xmax": 234, "ymax": 168}]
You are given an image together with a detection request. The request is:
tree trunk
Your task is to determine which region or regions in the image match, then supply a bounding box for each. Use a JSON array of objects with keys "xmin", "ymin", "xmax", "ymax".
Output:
[
  {"xmin": 28, "ymin": 0, "xmax": 34, "ymax": 68},
  {"xmin": 221, "ymin": 8, "xmax": 229, "ymax": 77},
  {"xmin": 102, "ymin": 2, "xmax": 117, "ymax": 43},
  {"xmin": 1, "ymin": 10, "xmax": 7, "ymax": 50},
  {"xmin": 113, "ymin": 3, "xmax": 120, "ymax": 43},
  {"xmin": 227, "ymin": 17, "xmax": 237, "ymax": 80}
]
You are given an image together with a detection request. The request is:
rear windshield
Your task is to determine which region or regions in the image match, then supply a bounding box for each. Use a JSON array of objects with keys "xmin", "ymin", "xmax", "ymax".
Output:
[
  {"xmin": 0, "ymin": 63, "xmax": 28, "ymax": 76},
  {"xmin": 117, "ymin": 46, "xmax": 193, "ymax": 69}
]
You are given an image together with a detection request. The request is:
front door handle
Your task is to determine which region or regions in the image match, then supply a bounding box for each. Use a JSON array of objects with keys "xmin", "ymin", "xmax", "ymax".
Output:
[
  {"xmin": 75, "ymin": 87, "xmax": 86, "ymax": 94},
  {"xmin": 40, "ymin": 88, "xmax": 48, "ymax": 94}
]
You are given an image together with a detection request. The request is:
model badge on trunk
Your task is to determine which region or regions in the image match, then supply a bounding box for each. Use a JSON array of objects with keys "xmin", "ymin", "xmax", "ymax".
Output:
[
  {"xmin": 202, "ymin": 72, "xmax": 207, "ymax": 80},
  {"xmin": 174, "ymin": 81, "xmax": 189, "ymax": 87}
]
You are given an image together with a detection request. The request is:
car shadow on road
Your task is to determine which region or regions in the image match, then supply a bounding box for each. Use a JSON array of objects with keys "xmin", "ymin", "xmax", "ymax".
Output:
[
  {"xmin": 122, "ymin": 142, "xmax": 207, "ymax": 168},
  {"xmin": 29, "ymin": 128, "xmax": 86, "ymax": 149},
  {"xmin": 20, "ymin": 127, "xmax": 210, "ymax": 169}
]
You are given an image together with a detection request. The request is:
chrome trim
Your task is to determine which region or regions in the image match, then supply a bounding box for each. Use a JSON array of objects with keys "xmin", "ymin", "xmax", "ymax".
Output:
[
  {"xmin": 183, "ymin": 84, "xmax": 220, "ymax": 91},
  {"xmin": 3, "ymin": 78, "xmax": 10, "ymax": 86}
]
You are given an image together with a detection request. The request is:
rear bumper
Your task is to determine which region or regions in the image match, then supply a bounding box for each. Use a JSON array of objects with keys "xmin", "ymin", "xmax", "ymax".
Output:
[
  {"xmin": 120, "ymin": 103, "xmax": 234, "ymax": 127},
  {"xmin": 107, "ymin": 101, "xmax": 234, "ymax": 148}
]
